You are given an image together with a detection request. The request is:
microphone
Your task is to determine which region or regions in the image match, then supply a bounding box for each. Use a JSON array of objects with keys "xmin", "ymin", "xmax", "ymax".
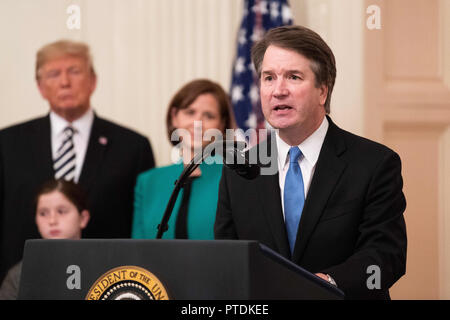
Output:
[
  {"xmin": 207, "ymin": 140, "xmax": 260, "ymax": 180},
  {"xmin": 156, "ymin": 140, "xmax": 259, "ymax": 239}
]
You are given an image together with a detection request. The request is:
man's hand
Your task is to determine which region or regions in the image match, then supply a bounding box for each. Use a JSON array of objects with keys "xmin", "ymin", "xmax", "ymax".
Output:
[
  {"xmin": 315, "ymin": 273, "xmax": 328, "ymax": 281},
  {"xmin": 316, "ymin": 273, "xmax": 337, "ymax": 287}
]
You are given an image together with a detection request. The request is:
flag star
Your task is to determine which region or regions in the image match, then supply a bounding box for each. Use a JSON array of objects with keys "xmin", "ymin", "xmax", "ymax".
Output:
[
  {"xmin": 234, "ymin": 57, "xmax": 246, "ymax": 75},
  {"xmin": 260, "ymin": 0, "xmax": 269, "ymax": 15},
  {"xmin": 238, "ymin": 28, "xmax": 247, "ymax": 45},
  {"xmin": 249, "ymin": 84, "xmax": 259, "ymax": 104},
  {"xmin": 245, "ymin": 112, "xmax": 258, "ymax": 129},
  {"xmin": 248, "ymin": 62, "xmax": 256, "ymax": 74},
  {"xmin": 270, "ymin": 2, "xmax": 280, "ymax": 20},
  {"xmin": 231, "ymin": 85, "xmax": 244, "ymax": 103},
  {"xmin": 251, "ymin": 27, "xmax": 264, "ymax": 42},
  {"xmin": 252, "ymin": 0, "xmax": 268, "ymax": 15},
  {"xmin": 281, "ymin": 4, "xmax": 293, "ymax": 24},
  {"xmin": 243, "ymin": 6, "xmax": 248, "ymax": 17}
]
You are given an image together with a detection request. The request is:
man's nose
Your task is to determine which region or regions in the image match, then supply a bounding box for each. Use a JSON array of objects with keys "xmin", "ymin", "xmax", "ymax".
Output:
[
  {"xmin": 59, "ymin": 71, "xmax": 70, "ymax": 87},
  {"xmin": 273, "ymin": 79, "xmax": 288, "ymax": 97}
]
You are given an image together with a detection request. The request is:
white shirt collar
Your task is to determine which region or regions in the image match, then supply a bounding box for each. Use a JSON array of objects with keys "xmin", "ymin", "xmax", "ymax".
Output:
[
  {"xmin": 50, "ymin": 109, "xmax": 94, "ymax": 138},
  {"xmin": 276, "ymin": 116, "xmax": 329, "ymax": 169}
]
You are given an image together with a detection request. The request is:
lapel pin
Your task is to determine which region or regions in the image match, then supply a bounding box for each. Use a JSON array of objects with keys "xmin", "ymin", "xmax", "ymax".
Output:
[{"xmin": 99, "ymin": 136, "xmax": 108, "ymax": 146}]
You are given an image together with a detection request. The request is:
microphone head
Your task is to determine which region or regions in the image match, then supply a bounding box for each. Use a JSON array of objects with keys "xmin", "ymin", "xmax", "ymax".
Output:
[
  {"xmin": 205, "ymin": 140, "xmax": 260, "ymax": 180},
  {"xmin": 222, "ymin": 141, "xmax": 260, "ymax": 180}
]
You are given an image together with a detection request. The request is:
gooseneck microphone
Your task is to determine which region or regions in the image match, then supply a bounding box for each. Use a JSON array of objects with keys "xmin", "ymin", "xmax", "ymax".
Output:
[{"xmin": 156, "ymin": 140, "xmax": 259, "ymax": 239}]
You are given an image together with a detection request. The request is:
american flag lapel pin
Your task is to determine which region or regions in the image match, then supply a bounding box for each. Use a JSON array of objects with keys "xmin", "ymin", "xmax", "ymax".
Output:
[{"xmin": 99, "ymin": 136, "xmax": 108, "ymax": 146}]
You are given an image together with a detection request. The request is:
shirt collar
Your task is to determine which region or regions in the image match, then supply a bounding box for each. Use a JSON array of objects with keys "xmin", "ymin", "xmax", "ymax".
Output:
[
  {"xmin": 276, "ymin": 116, "xmax": 329, "ymax": 169},
  {"xmin": 50, "ymin": 109, "xmax": 94, "ymax": 138}
]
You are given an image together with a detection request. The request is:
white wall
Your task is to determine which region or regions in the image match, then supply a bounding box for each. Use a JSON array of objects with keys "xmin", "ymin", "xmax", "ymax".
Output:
[
  {"xmin": 297, "ymin": 0, "xmax": 364, "ymax": 136},
  {"xmin": 0, "ymin": 0, "xmax": 364, "ymax": 166}
]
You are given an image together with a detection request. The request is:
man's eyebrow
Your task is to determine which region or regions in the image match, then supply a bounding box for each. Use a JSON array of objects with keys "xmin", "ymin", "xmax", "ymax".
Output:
[
  {"xmin": 261, "ymin": 69, "xmax": 305, "ymax": 76},
  {"xmin": 286, "ymin": 69, "xmax": 305, "ymax": 76}
]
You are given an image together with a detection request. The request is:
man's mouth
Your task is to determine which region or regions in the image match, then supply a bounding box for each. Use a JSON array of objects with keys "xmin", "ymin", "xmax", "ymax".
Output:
[
  {"xmin": 273, "ymin": 105, "xmax": 292, "ymax": 111},
  {"xmin": 59, "ymin": 93, "xmax": 74, "ymax": 100}
]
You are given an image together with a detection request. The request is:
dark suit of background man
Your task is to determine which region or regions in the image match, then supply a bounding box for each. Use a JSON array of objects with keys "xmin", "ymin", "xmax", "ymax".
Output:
[
  {"xmin": 215, "ymin": 26, "xmax": 407, "ymax": 299},
  {"xmin": 0, "ymin": 40, "xmax": 155, "ymax": 282}
]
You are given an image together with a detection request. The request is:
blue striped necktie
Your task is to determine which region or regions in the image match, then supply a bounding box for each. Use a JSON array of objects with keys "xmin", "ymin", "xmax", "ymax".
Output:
[
  {"xmin": 54, "ymin": 126, "xmax": 76, "ymax": 181},
  {"xmin": 284, "ymin": 146, "xmax": 305, "ymax": 254}
]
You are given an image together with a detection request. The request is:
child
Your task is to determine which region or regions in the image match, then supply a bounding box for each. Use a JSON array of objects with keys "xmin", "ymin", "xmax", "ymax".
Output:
[{"xmin": 0, "ymin": 179, "xmax": 90, "ymax": 300}]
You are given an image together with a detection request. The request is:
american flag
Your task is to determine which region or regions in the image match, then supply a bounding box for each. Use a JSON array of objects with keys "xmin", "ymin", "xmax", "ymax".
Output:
[{"xmin": 230, "ymin": 0, "xmax": 293, "ymax": 145}]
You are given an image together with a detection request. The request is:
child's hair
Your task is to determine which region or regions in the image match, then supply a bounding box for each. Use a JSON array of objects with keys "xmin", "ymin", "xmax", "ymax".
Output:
[{"xmin": 35, "ymin": 179, "xmax": 89, "ymax": 213}]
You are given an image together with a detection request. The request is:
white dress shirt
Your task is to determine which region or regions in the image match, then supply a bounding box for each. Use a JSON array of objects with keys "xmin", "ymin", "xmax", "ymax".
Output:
[
  {"xmin": 276, "ymin": 116, "xmax": 329, "ymax": 220},
  {"xmin": 50, "ymin": 109, "xmax": 94, "ymax": 183}
]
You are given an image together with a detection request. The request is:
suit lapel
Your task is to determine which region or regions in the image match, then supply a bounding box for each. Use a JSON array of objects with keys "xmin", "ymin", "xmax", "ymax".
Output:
[
  {"xmin": 255, "ymin": 134, "xmax": 291, "ymax": 259},
  {"xmin": 78, "ymin": 115, "xmax": 108, "ymax": 192},
  {"xmin": 292, "ymin": 118, "xmax": 347, "ymax": 262}
]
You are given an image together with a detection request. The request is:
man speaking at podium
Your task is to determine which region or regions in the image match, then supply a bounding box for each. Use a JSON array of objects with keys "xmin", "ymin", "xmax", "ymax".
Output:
[{"xmin": 215, "ymin": 25, "xmax": 407, "ymax": 299}]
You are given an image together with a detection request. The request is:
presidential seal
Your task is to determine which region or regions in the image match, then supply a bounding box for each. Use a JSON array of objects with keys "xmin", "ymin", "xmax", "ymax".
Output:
[{"xmin": 86, "ymin": 266, "xmax": 169, "ymax": 300}]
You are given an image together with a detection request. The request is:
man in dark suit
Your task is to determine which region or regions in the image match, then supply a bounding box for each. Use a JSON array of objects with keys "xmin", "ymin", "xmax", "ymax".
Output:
[
  {"xmin": 0, "ymin": 40, "xmax": 155, "ymax": 282},
  {"xmin": 215, "ymin": 26, "xmax": 407, "ymax": 299}
]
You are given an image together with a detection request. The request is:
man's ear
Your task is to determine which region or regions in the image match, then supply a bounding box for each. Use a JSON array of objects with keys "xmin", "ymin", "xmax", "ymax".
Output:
[
  {"xmin": 319, "ymin": 84, "xmax": 328, "ymax": 107},
  {"xmin": 89, "ymin": 73, "xmax": 97, "ymax": 94}
]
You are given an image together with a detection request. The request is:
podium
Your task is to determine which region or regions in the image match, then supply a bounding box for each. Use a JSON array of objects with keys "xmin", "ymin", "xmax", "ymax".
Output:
[{"xmin": 18, "ymin": 239, "xmax": 344, "ymax": 300}]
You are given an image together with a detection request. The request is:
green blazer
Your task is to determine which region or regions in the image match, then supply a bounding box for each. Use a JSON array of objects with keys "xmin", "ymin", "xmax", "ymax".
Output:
[{"xmin": 132, "ymin": 159, "xmax": 223, "ymax": 239}]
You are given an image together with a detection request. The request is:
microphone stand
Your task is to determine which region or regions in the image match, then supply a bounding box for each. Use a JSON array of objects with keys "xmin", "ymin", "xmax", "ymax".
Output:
[
  {"xmin": 155, "ymin": 140, "xmax": 251, "ymax": 239},
  {"xmin": 155, "ymin": 145, "xmax": 210, "ymax": 239}
]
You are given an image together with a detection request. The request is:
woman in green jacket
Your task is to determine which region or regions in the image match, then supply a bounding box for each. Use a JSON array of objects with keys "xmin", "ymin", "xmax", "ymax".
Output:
[{"xmin": 132, "ymin": 79, "xmax": 236, "ymax": 239}]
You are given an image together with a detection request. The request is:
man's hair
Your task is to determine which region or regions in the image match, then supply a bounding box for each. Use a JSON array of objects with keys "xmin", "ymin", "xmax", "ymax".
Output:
[
  {"xmin": 166, "ymin": 79, "xmax": 236, "ymax": 146},
  {"xmin": 251, "ymin": 25, "xmax": 336, "ymax": 114},
  {"xmin": 35, "ymin": 39, "xmax": 96, "ymax": 80}
]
